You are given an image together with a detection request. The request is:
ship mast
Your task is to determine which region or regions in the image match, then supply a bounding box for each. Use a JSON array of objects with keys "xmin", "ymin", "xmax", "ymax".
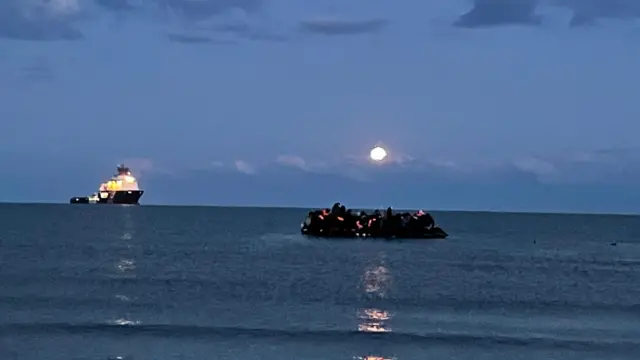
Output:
[{"xmin": 116, "ymin": 164, "xmax": 131, "ymax": 176}]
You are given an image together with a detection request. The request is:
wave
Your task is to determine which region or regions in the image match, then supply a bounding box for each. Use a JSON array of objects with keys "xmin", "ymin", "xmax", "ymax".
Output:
[{"xmin": 1, "ymin": 322, "xmax": 639, "ymax": 351}]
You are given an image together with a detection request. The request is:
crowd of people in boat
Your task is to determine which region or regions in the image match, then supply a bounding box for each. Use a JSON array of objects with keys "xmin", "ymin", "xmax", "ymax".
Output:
[{"xmin": 301, "ymin": 202, "xmax": 445, "ymax": 238}]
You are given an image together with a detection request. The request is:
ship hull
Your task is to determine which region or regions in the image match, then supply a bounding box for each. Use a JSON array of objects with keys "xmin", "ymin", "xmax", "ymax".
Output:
[
  {"xmin": 71, "ymin": 190, "xmax": 144, "ymax": 204},
  {"xmin": 98, "ymin": 190, "xmax": 144, "ymax": 204}
]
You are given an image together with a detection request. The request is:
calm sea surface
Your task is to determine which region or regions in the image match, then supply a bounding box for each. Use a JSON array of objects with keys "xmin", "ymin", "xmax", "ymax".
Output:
[{"xmin": 1, "ymin": 203, "xmax": 639, "ymax": 360}]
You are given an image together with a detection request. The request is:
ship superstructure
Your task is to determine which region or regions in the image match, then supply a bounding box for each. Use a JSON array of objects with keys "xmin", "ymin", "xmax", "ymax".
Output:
[{"xmin": 70, "ymin": 164, "xmax": 144, "ymax": 204}]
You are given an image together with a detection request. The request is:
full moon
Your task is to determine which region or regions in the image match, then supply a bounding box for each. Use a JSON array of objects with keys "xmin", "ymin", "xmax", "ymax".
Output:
[{"xmin": 369, "ymin": 146, "xmax": 388, "ymax": 161}]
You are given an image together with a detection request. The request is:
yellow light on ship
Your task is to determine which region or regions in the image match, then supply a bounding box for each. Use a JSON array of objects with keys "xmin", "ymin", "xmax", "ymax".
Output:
[
  {"xmin": 124, "ymin": 175, "xmax": 136, "ymax": 183},
  {"xmin": 369, "ymin": 146, "xmax": 387, "ymax": 162}
]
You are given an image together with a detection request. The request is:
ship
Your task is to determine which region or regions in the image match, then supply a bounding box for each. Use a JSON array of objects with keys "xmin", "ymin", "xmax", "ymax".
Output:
[{"xmin": 69, "ymin": 164, "xmax": 144, "ymax": 205}]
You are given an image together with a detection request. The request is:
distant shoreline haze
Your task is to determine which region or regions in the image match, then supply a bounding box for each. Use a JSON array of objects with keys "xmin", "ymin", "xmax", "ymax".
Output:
[
  {"xmin": 3, "ymin": 154, "xmax": 640, "ymax": 214},
  {"xmin": 1, "ymin": 202, "xmax": 639, "ymax": 217}
]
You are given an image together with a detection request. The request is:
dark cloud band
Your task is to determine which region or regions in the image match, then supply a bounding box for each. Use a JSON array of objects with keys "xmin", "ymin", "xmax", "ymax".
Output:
[
  {"xmin": 0, "ymin": 1, "xmax": 83, "ymax": 41},
  {"xmin": 454, "ymin": 0, "xmax": 541, "ymax": 28}
]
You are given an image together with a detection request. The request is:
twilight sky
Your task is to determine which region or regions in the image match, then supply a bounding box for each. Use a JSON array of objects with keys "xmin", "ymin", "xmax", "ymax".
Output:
[{"xmin": 1, "ymin": 0, "xmax": 640, "ymax": 213}]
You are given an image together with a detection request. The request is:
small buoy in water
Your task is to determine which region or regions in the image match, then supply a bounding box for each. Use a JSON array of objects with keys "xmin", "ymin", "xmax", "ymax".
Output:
[{"xmin": 611, "ymin": 242, "xmax": 617, "ymax": 246}]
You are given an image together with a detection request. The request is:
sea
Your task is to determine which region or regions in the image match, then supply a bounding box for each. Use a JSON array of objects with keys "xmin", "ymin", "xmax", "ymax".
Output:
[{"xmin": 1, "ymin": 203, "xmax": 639, "ymax": 360}]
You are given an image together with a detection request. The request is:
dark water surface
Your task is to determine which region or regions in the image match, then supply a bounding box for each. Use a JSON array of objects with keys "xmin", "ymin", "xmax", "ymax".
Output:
[{"xmin": 1, "ymin": 204, "xmax": 639, "ymax": 359}]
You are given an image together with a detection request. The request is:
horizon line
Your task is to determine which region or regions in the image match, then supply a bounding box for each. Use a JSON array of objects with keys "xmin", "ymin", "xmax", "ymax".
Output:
[{"xmin": 1, "ymin": 201, "xmax": 638, "ymax": 217}]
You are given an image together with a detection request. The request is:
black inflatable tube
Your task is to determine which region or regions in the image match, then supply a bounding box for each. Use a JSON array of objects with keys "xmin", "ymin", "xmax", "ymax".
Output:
[{"xmin": 300, "ymin": 224, "xmax": 448, "ymax": 240}]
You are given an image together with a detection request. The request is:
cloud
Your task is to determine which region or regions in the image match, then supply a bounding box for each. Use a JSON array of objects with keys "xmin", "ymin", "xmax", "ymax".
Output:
[
  {"xmin": 299, "ymin": 18, "xmax": 388, "ymax": 36},
  {"xmin": 454, "ymin": 0, "xmax": 542, "ymax": 28},
  {"xmin": 0, "ymin": 0, "xmax": 84, "ymax": 41},
  {"xmin": 166, "ymin": 32, "xmax": 233, "ymax": 44},
  {"xmin": 210, "ymin": 23, "xmax": 289, "ymax": 42},
  {"xmin": 263, "ymin": 148, "xmax": 640, "ymax": 189},
  {"xmin": 4, "ymin": 0, "xmax": 638, "ymax": 45},
  {"xmin": 1, "ymin": 0, "xmax": 269, "ymax": 43},
  {"xmin": 152, "ymin": 0, "xmax": 263, "ymax": 22},
  {"xmin": 236, "ymin": 31, "xmax": 289, "ymax": 42},
  {"xmin": 6, "ymin": 151, "xmax": 640, "ymax": 212},
  {"xmin": 155, "ymin": 1, "xmax": 285, "ymax": 44},
  {"xmin": 454, "ymin": 0, "xmax": 640, "ymax": 29},
  {"xmin": 549, "ymin": 0, "xmax": 640, "ymax": 26},
  {"xmin": 30, "ymin": 0, "xmax": 81, "ymax": 16},
  {"xmin": 275, "ymin": 155, "xmax": 307, "ymax": 169},
  {"xmin": 508, "ymin": 148, "xmax": 640, "ymax": 185},
  {"xmin": 270, "ymin": 153, "xmax": 468, "ymax": 184},
  {"xmin": 95, "ymin": 0, "xmax": 136, "ymax": 12},
  {"xmin": 234, "ymin": 160, "xmax": 256, "ymax": 174},
  {"xmin": 129, "ymin": 152, "xmax": 640, "ymax": 212}
]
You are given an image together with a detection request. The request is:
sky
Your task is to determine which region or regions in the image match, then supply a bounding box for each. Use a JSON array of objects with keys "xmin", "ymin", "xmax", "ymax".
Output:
[{"xmin": 1, "ymin": 0, "xmax": 640, "ymax": 213}]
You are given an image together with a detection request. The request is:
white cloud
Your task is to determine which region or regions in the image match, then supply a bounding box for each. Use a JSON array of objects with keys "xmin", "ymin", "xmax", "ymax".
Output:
[
  {"xmin": 234, "ymin": 159, "xmax": 256, "ymax": 174},
  {"xmin": 22, "ymin": 0, "xmax": 81, "ymax": 18},
  {"xmin": 275, "ymin": 154, "xmax": 306, "ymax": 169},
  {"xmin": 114, "ymin": 147, "xmax": 640, "ymax": 186}
]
